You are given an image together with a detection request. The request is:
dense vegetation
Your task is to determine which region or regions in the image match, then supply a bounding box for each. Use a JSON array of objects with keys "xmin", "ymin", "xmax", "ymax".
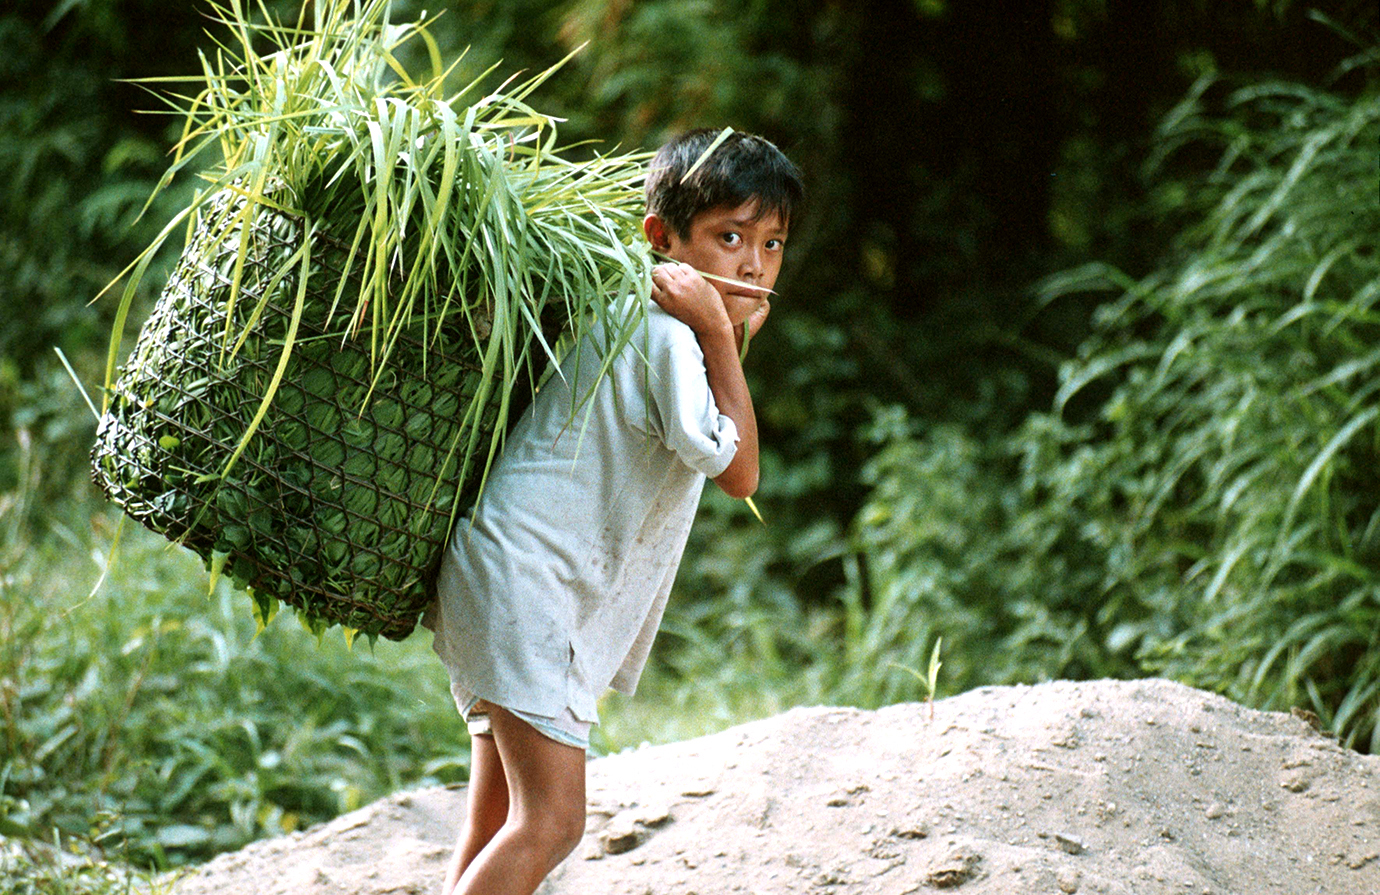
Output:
[
  {"xmin": 1, "ymin": 0, "xmax": 1376, "ymax": 889},
  {"xmin": 830, "ymin": 79, "xmax": 1380, "ymax": 739}
]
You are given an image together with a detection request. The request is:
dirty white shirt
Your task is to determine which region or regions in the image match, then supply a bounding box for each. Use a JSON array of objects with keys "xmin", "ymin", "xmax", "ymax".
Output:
[{"xmin": 425, "ymin": 301, "xmax": 740, "ymax": 724}]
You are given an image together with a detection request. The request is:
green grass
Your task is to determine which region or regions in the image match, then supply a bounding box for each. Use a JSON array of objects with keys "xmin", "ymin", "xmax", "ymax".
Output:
[
  {"xmin": 0, "ymin": 492, "xmax": 786, "ymax": 890},
  {"xmin": 1030, "ymin": 77, "xmax": 1380, "ymax": 750},
  {"xmin": 92, "ymin": 0, "xmax": 654, "ymax": 640},
  {"xmin": 0, "ymin": 489, "xmax": 467, "ymax": 871},
  {"xmin": 0, "ymin": 834, "xmax": 171, "ymax": 895},
  {"xmin": 812, "ymin": 75, "xmax": 1380, "ymax": 751}
]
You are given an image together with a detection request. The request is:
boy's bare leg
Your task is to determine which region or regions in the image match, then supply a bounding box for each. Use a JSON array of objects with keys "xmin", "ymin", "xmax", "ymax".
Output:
[
  {"xmin": 441, "ymin": 728, "xmax": 508, "ymax": 895},
  {"xmin": 452, "ymin": 705, "xmax": 587, "ymax": 895}
]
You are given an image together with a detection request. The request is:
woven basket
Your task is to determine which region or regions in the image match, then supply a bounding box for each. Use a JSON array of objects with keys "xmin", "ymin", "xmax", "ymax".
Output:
[{"xmin": 92, "ymin": 193, "xmax": 542, "ymax": 640}]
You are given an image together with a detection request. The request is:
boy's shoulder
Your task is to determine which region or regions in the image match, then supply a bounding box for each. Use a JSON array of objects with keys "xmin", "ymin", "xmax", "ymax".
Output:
[
  {"xmin": 642, "ymin": 302, "xmax": 704, "ymax": 364},
  {"xmin": 602, "ymin": 298, "xmax": 696, "ymax": 353},
  {"xmin": 598, "ymin": 301, "xmax": 704, "ymax": 386},
  {"xmin": 644, "ymin": 300, "xmax": 693, "ymax": 336}
]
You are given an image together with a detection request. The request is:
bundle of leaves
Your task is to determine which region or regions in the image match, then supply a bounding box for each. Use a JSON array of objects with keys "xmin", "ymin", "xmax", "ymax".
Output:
[{"xmin": 90, "ymin": 0, "xmax": 651, "ymax": 639}]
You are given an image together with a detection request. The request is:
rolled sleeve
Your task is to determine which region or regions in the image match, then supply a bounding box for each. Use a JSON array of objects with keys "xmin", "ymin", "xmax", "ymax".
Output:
[
  {"xmin": 676, "ymin": 410, "xmax": 739, "ymax": 478},
  {"xmin": 645, "ymin": 318, "xmax": 740, "ymax": 478}
]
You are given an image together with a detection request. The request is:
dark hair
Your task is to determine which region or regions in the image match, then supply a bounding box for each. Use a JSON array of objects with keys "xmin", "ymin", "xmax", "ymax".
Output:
[{"xmin": 645, "ymin": 129, "xmax": 804, "ymax": 239}]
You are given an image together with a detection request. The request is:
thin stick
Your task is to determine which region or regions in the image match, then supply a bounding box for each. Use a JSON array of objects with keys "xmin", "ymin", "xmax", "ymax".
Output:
[
  {"xmin": 680, "ymin": 126, "xmax": 734, "ymax": 184},
  {"xmin": 54, "ymin": 347, "xmax": 101, "ymax": 421},
  {"xmin": 650, "ymin": 250, "xmax": 777, "ymax": 296}
]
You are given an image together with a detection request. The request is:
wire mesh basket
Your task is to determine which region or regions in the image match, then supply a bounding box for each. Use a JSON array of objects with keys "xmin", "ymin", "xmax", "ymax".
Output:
[{"xmin": 92, "ymin": 193, "xmax": 541, "ymax": 640}]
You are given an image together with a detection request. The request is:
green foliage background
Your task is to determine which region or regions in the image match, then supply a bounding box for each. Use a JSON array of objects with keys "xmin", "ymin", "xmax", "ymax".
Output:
[
  {"xmin": 1, "ymin": 0, "xmax": 1378, "ymax": 886},
  {"xmin": 825, "ymin": 80, "xmax": 1380, "ymax": 749}
]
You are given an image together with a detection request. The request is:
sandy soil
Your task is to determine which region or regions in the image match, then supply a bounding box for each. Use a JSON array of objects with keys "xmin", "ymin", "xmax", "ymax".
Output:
[{"xmin": 159, "ymin": 679, "xmax": 1379, "ymax": 895}]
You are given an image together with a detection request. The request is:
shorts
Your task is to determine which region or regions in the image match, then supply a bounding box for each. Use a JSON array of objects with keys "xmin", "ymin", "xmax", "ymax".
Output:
[{"xmin": 452, "ymin": 683, "xmax": 591, "ymax": 751}]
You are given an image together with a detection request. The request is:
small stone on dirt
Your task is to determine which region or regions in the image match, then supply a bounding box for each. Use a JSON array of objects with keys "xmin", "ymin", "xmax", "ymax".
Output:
[{"xmin": 926, "ymin": 848, "xmax": 981, "ymax": 889}]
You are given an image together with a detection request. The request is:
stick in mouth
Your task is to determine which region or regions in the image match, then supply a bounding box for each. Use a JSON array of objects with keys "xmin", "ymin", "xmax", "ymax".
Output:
[{"xmin": 650, "ymin": 250, "xmax": 778, "ymax": 296}]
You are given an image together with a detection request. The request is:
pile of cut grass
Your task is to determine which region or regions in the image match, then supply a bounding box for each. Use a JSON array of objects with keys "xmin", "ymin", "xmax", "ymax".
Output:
[{"xmin": 92, "ymin": 0, "xmax": 651, "ymax": 639}]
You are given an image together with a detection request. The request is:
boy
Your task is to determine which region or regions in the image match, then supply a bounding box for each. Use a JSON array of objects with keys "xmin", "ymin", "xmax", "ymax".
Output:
[{"xmin": 425, "ymin": 129, "xmax": 803, "ymax": 895}]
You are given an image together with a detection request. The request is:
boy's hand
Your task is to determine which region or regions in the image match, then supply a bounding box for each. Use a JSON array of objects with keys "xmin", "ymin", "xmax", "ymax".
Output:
[
  {"xmin": 743, "ymin": 297, "xmax": 771, "ymax": 341},
  {"xmin": 649, "ymin": 262, "xmax": 732, "ymax": 337},
  {"xmin": 650, "ymin": 259, "xmax": 760, "ymax": 499}
]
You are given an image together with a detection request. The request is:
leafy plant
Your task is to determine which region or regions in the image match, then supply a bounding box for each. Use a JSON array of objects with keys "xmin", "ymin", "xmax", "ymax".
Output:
[
  {"xmin": 840, "ymin": 418, "xmax": 1131, "ymax": 706},
  {"xmin": 888, "ymin": 637, "xmax": 943, "ymax": 721},
  {"xmin": 106, "ymin": 0, "xmax": 650, "ymax": 376},
  {"xmin": 1, "ymin": 468, "xmax": 467, "ymax": 869},
  {"xmin": 0, "ymin": 832, "xmax": 175, "ymax": 895},
  {"xmin": 1036, "ymin": 74, "xmax": 1380, "ymax": 750},
  {"xmin": 837, "ymin": 71, "xmax": 1380, "ymax": 750}
]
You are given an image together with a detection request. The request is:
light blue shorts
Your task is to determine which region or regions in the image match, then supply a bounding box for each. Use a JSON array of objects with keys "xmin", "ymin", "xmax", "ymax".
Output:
[{"xmin": 453, "ymin": 685, "xmax": 591, "ymax": 751}]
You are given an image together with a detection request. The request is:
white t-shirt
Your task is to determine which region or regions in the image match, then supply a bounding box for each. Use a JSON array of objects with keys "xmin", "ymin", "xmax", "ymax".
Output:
[{"xmin": 425, "ymin": 301, "xmax": 740, "ymax": 723}]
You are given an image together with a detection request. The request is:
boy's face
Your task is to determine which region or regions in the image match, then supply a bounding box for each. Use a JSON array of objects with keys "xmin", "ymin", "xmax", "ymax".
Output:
[{"xmin": 644, "ymin": 200, "xmax": 787, "ymax": 326}]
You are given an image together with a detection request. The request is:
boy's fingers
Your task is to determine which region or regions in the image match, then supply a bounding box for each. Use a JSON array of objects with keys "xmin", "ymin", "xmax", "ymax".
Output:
[{"xmin": 652, "ymin": 262, "xmax": 702, "ymax": 281}]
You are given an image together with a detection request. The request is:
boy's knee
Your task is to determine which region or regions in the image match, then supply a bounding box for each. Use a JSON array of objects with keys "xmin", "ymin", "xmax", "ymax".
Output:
[
  {"xmin": 514, "ymin": 800, "xmax": 586, "ymax": 865},
  {"xmin": 535, "ymin": 802, "xmax": 586, "ymax": 862},
  {"xmin": 550, "ymin": 803, "xmax": 588, "ymax": 858}
]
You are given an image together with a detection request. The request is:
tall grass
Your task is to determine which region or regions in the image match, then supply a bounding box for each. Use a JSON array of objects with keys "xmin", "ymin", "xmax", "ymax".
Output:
[
  {"xmin": 832, "ymin": 73, "xmax": 1380, "ymax": 749},
  {"xmin": 90, "ymin": 0, "xmax": 655, "ymax": 639},
  {"xmin": 1055, "ymin": 75, "xmax": 1380, "ymax": 749},
  {"xmin": 1, "ymin": 442, "xmax": 466, "ymax": 871},
  {"xmin": 104, "ymin": 0, "xmax": 651, "ymax": 465}
]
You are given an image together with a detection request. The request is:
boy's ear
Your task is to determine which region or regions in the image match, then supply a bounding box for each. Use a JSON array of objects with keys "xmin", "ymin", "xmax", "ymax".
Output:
[{"xmin": 643, "ymin": 213, "xmax": 673, "ymax": 252}]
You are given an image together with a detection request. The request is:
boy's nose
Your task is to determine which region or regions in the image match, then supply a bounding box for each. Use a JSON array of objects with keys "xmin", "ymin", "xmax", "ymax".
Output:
[{"xmin": 740, "ymin": 248, "xmax": 763, "ymax": 280}]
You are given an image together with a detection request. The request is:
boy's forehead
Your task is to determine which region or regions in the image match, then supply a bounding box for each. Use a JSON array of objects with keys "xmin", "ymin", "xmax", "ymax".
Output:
[{"xmin": 697, "ymin": 200, "xmax": 788, "ymax": 232}]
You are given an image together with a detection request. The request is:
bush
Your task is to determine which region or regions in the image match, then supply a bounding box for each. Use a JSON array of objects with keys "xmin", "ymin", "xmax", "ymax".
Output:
[
  {"xmin": 845, "ymin": 74, "xmax": 1380, "ymax": 750},
  {"xmin": 0, "ymin": 468, "xmax": 467, "ymax": 869},
  {"xmin": 1047, "ymin": 76, "xmax": 1380, "ymax": 750},
  {"xmin": 839, "ymin": 415, "xmax": 1138, "ymax": 706}
]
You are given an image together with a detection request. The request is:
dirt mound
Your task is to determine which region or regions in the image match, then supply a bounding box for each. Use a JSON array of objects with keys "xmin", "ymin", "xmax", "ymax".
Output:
[{"xmin": 161, "ymin": 679, "xmax": 1379, "ymax": 895}]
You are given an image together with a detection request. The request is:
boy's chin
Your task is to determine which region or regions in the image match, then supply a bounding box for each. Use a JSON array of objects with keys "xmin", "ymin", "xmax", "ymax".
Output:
[{"xmin": 722, "ymin": 295, "xmax": 765, "ymax": 325}]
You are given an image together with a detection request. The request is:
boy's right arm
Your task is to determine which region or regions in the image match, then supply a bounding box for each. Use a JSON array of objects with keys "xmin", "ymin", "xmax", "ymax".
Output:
[{"xmin": 649, "ymin": 263, "xmax": 760, "ymax": 499}]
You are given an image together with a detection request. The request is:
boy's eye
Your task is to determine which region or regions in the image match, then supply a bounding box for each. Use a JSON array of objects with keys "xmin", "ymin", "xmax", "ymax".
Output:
[
  {"xmin": 767, "ymin": 238, "xmax": 785, "ymax": 251},
  {"xmin": 721, "ymin": 232, "xmax": 742, "ymax": 246}
]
